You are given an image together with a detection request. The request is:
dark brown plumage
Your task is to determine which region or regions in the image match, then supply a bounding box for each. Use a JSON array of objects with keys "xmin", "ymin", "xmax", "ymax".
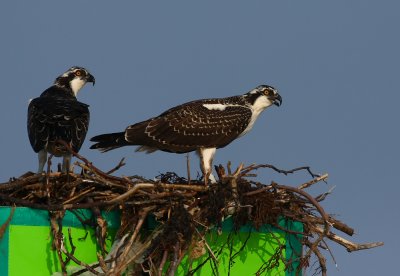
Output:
[
  {"xmin": 28, "ymin": 66, "xmax": 95, "ymax": 172},
  {"xmin": 90, "ymin": 85, "xmax": 281, "ymax": 184}
]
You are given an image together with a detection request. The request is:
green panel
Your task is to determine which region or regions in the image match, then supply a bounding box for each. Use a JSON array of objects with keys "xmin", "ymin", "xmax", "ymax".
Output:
[
  {"xmin": 0, "ymin": 219, "xmax": 9, "ymax": 276},
  {"xmin": 1, "ymin": 208, "xmax": 302, "ymax": 275},
  {"xmin": 0, "ymin": 207, "xmax": 121, "ymax": 228},
  {"xmin": 148, "ymin": 216, "xmax": 303, "ymax": 276},
  {"xmin": 178, "ymin": 231, "xmax": 287, "ymax": 276},
  {"xmin": 281, "ymin": 219, "xmax": 303, "ymax": 275},
  {"xmin": 0, "ymin": 207, "xmax": 120, "ymax": 276},
  {"xmin": 8, "ymin": 225, "xmax": 116, "ymax": 276}
]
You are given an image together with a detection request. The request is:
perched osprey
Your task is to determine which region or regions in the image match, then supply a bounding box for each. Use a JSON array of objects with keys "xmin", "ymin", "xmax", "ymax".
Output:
[
  {"xmin": 90, "ymin": 85, "xmax": 281, "ymax": 184},
  {"xmin": 27, "ymin": 66, "xmax": 95, "ymax": 173}
]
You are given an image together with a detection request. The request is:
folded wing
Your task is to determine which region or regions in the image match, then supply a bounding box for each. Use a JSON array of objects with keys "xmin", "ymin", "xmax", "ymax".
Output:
[
  {"xmin": 27, "ymin": 97, "xmax": 90, "ymax": 154},
  {"xmin": 125, "ymin": 101, "xmax": 252, "ymax": 153}
]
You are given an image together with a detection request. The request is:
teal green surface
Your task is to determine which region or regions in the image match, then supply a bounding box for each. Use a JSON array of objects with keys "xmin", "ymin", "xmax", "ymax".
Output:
[
  {"xmin": 178, "ymin": 230, "xmax": 288, "ymax": 275},
  {"xmin": 0, "ymin": 206, "xmax": 121, "ymax": 228},
  {"xmin": 1, "ymin": 208, "xmax": 302, "ymax": 275},
  {"xmin": 149, "ymin": 216, "xmax": 303, "ymax": 276},
  {"xmin": 0, "ymin": 207, "xmax": 120, "ymax": 276},
  {"xmin": 0, "ymin": 212, "xmax": 10, "ymax": 276}
]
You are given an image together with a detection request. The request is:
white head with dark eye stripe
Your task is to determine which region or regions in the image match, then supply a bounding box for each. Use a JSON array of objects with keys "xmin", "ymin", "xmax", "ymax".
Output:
[
  {"xmin": 55, "ymin": 66, "xmax": 95, "ymax": 96},
  {"xmin": 245, "ymin": 84, "xmax": 282, "ymax": 110}
]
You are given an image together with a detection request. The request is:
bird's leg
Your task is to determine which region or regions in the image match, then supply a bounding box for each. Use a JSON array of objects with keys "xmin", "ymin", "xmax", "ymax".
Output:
[
  {"xmin": 199, "ymin": 150, "xmax": 206, "ymax": 184},
  {"xmin": 198, "ymin": 148, "xmax": 217, "ymax": 185},
  {"xmin": 37, "ymin": 149, "xmax": 47, "ymax": 173},
  {"xmin": 208, "ymin": 173, "xmax": 217, "ymax": 183},
  {"xmin": 205, "ymin": 172, "xmax": 210, "ymax": 186},
  {"xmin": 62, "ymin": 154, "xmax": 71, "ymax": 173}
]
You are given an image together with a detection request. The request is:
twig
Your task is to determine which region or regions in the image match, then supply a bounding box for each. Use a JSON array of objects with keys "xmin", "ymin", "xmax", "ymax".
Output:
[
  {"xmin": 167, "ymin": 241, "xmax": 180, "ymax": 276},
  {"xmin": 0, "ymin": 206, "xmax": 15, "ymax": 239},
  {"xmin": 63, "ymin": 187, "xmax": 95, "ymax": 204},
  {"xmin": 240, "ymin": 164, "xmax": 319, "ymax": 178},
  {"xmin": 158, "ymin": 250, "xmax": 168, "ymax": 276},
  {"xmin": 76, "ymin": 163, "xmax": 130, "ymax": 189},
  {"xmin": 306, "ymin": 215, "xmax": 354, "ymax": 236},
  {"xmin": 0, "ymin": 153, "xmax": 383, "ymax": 276},
  {"xmin": 87, "ymin": 197, "xmax": 108, "ymax": 255},
  {"xmin": 49, "ymin": 211, "xmax": 67, "ymax": 274},
  {"xmin": 64, "ymin": 228, "xmax": 77, "ymax": 265},
  {"xmin": 272, "ymin": 183, "xmax": 330, "ymax": 263},
  {"xmin": 314, "ymin": 226, "xmax": 384, "ymax": 252},
  {"xmin": 194, "ymin": 228, "xmax": 218, "ymax": 264},
  {"xmin": 242, "ymin": 185, "xmax": 273, "ymax": 196},
  {"xmin": 56, "ymin": 140, "xmax": 131, "ymax": 185},
  {"xmin": 315, "ymin": 186, "xmax": 336, "ymax": 202},
  {"xmin": 112, "ymin": 206, "xmax": 155, "ymax": 274},
  {"xmin": 0, "ymin": 173, "xmax": 55, "ymax": 190},
  {"xmin": 106, "ymin": 158, "xmax": 126, "ymax": 175},
  {"xmin": 108, "ymin": 183, "xmax": 208, "ymax": 204},
  {"xmin": 97, "ymin": 253, "xmax": 109, "ymax": 274},
  {"xmin": 305, "ymin": 240, "xmax": 327, "ymax": 276},
  {"xmin": 298, "ymin": 173, "xmax": 329, "ymax": 190},
  {"xmin": 321, "ymin": 239, "xmax": 338, "ymax": 270},
  {"xmin": 60, "ymin": 240, "xmax": 100, "ymax": 275}
]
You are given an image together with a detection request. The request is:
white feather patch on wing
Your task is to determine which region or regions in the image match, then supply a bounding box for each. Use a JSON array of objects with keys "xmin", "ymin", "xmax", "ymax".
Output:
[{"xmin": 202, "ymin": 103, "xmax": 228, "ymax": 111}]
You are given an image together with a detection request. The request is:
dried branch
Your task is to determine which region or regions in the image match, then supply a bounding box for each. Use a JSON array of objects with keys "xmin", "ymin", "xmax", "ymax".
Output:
[
  {"xmin": 305, "ymin": 240, "xmax": 327, "ymax": 276},
  {"xmin": 106, "ymin": 158, "xmax": 126, "ymax": 175},
  {"xmin": 240, "ymin": 164, "xmax": 320, "ymax": 178},
  {"xmin": 298, "ymin": 173, "xmax": 329, "ymax": 189},
  {"xmin": 49, "ymin": 211, "xmax": 67, "ymax": 274},
  {"xmin": 0, "ymin": 148, "xmax": 383, "ymax": 276},
  {"xmin": 314, "ymin": 226, "xmax": 383, "ymax": 252},
  {"xmin": 111, "ymin": 206, "xmax": 155, "ymax": 275},
  {"xmin": 0, "ymin": 206, "xmax": 15, "ymax": 239},
  {"xmin": 158, "ymin": 250, "xmax": 168, "ymax": 276}
]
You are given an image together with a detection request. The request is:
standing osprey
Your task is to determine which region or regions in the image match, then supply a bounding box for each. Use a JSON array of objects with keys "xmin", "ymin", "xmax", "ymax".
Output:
[
  {"xmin": 90, "ymin": 85, "xmax": 281, "ymax": 184},
  {"xmin": 27, "ymin": 66, "xmax": 95, "ymax": 173}
]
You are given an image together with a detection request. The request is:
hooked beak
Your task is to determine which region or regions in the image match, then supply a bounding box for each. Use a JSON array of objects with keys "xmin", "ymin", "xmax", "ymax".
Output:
[
  {"xmin": 87, "ymin": 73, "xmax": 95, "ymax": 86},
  {"xmin": 272, "ymin": 92, "xmax": 282, "ymax": 107}
]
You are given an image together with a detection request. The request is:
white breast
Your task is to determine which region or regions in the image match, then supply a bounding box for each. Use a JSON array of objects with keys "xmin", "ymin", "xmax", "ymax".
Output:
[
  {"xmin": 239, "ymin": 95, "xmax": 274, "ymax": 137},
  {"xmin": 70, "ymin": 78, "xmax": 86, "ymax": 96}
]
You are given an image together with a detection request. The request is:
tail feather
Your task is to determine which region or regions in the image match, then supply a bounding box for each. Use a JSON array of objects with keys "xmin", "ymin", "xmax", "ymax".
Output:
[{"xmin": 90, "ymin": 132, "xmax": 127, "ymax": 152}]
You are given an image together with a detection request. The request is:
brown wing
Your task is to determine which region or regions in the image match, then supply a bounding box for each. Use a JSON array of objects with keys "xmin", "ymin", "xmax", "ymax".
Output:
[{"xmin": 125, "ymin": 101, "xmax": 252, "ymax": 153}]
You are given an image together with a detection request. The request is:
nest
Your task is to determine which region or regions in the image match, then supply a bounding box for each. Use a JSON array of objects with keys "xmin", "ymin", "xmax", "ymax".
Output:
[{"xmin": 0, "ymin": 148, "xmax": 383, "ymax": 276}]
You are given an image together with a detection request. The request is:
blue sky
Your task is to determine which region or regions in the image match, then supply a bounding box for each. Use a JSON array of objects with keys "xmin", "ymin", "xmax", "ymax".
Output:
[{"xmin": 0, "ymin": 1, "xmax": 397, "ymax": 275}]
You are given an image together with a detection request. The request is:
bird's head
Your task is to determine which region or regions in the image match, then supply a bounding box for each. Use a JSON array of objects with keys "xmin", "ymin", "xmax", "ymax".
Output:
[
  {"xmin": 246, "ymin": 85, "xmax": 282, "ymax": 109},
  {"xmin": 55, "ymin": 66, "xmax": 95, "ymax": 96}
]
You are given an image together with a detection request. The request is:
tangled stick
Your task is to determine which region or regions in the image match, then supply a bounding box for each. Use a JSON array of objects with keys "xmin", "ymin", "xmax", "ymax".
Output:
[{"xmin": 0, "ymin": 141, "xmax": 383, "ymax": 275}]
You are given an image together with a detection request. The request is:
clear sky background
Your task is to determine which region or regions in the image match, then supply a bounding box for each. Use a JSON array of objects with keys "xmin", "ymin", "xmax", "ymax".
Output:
[{"xmin": 0, "ymin": 1, "xmax": 396, "ymax": 275}]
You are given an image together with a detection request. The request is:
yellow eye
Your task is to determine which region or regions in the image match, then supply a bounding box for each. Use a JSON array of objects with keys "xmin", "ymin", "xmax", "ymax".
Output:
[{"xmin": 75, "ymin": 70, "xmax": 82, "ymax": 76}]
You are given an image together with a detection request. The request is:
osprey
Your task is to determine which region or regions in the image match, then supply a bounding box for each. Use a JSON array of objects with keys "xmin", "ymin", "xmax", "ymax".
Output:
[
  {"xmin": 27, "ymin": 66, "xmax": 95, "ymax": 173},
  {"xmin": 90, "ymin": 85, "xmax": 282, "ymax": 184}
]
